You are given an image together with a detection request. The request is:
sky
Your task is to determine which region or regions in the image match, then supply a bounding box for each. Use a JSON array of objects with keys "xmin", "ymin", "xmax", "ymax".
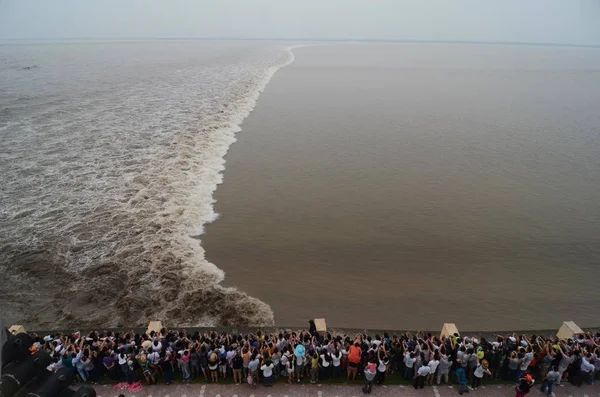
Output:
[{"xmin": 0, "ymin": 0, "xmax": 599, "ymax": 45}]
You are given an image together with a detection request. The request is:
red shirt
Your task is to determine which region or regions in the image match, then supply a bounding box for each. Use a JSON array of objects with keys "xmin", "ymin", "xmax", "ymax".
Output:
[{"xmin": 348, "ymin": 345, "xmax": 362, "ymax": 364}]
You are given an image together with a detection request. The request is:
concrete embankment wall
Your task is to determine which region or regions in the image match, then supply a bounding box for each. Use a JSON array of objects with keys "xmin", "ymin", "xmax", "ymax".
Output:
[{"xmin": 26, "ymin": 325, "xmax": 600, "ymax": 339}]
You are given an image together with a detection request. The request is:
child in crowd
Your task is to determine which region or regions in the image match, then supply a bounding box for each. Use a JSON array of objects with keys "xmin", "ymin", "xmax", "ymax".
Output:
[
  {"xmin": 363, "ymin": 362, "xmax": 377, "ymax": 394},
  {"xmin": 472, "ymin": 359, "xmax": 491, "ymax": 389},
  {"xmin": 208, "ymin": 353, "xmax": 219, "ymax": 383},
  {"xmin": 310, "ymin": 352, "xmax": 319, "ymax": 384}
]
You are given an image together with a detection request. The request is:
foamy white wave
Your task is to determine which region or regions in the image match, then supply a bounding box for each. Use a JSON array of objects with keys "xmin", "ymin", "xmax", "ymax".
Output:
[{"xmin": 0, "ymin": 40, "xmax": 299, "ymax": 329}]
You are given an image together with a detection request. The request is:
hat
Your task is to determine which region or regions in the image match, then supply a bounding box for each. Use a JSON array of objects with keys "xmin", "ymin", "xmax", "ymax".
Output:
[
  {"xmin": 509, "ymin": 337, "xmax": 516, "ymax": 343},
  {"xmin": 295, "ymin": 345, "xmax": 306, "ymax": 357},
  {"xmin": 481, "ymin": 359, "xmax": 489, "ymax": 368},
  {"xmin": 210, "ymin": 353, "xmax": 218, "ymax": 361},
  {"xmin": 526, "ymin": 374, "xmax": 533, "ymax": 383}
]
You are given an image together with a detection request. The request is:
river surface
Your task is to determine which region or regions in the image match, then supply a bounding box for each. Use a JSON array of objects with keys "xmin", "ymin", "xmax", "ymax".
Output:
[
  {"xmin": 0, "ymin": 40, "xmax": 292, "ymax": 328},
  {"xmin": 204, "ymin": 43, "xmax": 600, "ymax": 331}
]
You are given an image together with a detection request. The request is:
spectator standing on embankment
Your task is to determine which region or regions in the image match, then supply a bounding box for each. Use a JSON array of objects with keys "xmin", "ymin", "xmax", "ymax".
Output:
[{"xmin": 16, "ymin": 324, "xmax": 600, "ymax": 394}]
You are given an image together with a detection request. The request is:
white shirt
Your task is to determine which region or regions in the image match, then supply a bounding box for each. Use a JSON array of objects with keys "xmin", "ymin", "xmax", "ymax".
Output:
[
  {"xmin": 404, "ymin": 353, "xmax": 415, "ymax": 367},
  {"xmin": 581, "ymin": 357, "xmax": 595, "ymax": 373},
  {"xmin": 147, "ymin": 352, "xmax": 160, "ymax": 364},
  {"xmin": 520, "ymin": 352, "xmax": 533, "ymax": 370},
  {"xmin": 378, "ymin": 359, "xmax": 386, "ymax": 373},
  {"xmin": 48, "ymin": 361, "xmax": 63, "ymax": 372},
  {"xmin": 417, "ymin": 366, "xmax": 431, "ymax": 376},
  {"xmin": 320, "ymin": 354, "xmax": 330, "ymax": 367},
  {"xmin": 248, "ymin": 358, "xmax": 260, "ymax": 372},
  {"xmin": 428, "ymin": 359, "xmax": 440, "ymax": 373},
  {"xmin": 272, "ymin": 352, "xmax": 281, "ymax": 364},
  {"xmin": 226, "ymin": 350, "xmax": 235, "ymax": 362},
  {"xmin": 331, "ymin": 352, "xmax": 342, "ymax": 367},
  {"xmin": 118, "ymin": 355, "xmax": 127, "ymax": 365},
  {"xmin": 152, "ymin": 341, "xmax": 162, "ymax": 352},
  {"xmin": 72, "ymin": 351, "xmax": 83, "ymax": 367},
  {"xmin": 474, "ymin": 365, "xmax": 488, "ymax": 378},
  {"xmin": 261, "ymin": 363, "xmax": 274, "ymax": 377}
]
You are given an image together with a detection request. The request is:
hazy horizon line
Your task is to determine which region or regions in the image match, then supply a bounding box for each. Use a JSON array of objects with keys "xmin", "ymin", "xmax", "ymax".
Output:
[{"xmin": 1, "ymin": 37, "xmax": 599, "ymax": 49}]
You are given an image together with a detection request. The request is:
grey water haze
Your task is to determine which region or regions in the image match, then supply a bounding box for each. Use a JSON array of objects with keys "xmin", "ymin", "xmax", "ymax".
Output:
[{"xmin": 1, "ymin": 0, "xmax": 600, "ymax": 46}]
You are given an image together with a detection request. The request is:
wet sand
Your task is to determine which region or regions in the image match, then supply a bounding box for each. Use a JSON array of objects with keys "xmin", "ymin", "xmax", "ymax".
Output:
[{"xmin": 203, "ymin": 44, "xmax": 600, "ymax": 330}]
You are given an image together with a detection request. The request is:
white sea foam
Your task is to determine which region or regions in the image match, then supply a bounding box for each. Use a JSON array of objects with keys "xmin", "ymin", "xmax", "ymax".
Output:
[{"xmin": 0, "ymin": 40, "xmax": 300, "ymax": 328}]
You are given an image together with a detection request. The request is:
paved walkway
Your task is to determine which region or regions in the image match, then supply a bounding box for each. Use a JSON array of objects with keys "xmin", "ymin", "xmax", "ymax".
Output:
[{"xmin": 93, "ymin": 382, "xmax": 600, "ymax": 397}]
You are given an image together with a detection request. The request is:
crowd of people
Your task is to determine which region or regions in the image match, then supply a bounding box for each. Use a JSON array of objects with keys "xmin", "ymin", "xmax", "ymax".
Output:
[{"xmin": 26, "ymin": 320, "xmax": 600, "ymax": 395}]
